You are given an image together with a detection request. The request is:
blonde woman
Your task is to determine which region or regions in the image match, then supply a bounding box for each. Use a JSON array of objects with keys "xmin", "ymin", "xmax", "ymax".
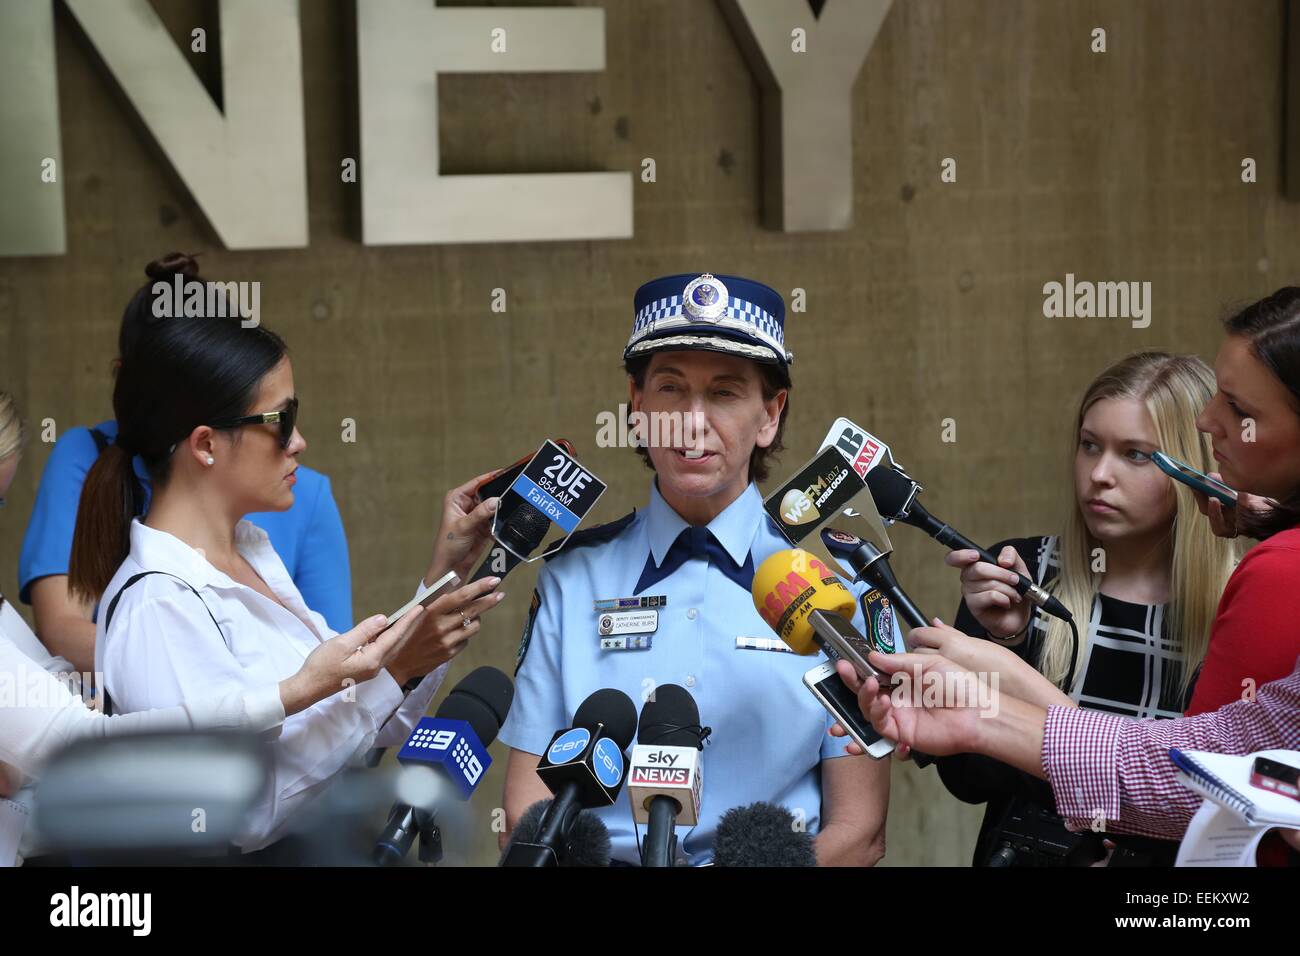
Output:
[{"xmin": 932, "ymin": 351, "xmax": 1237, "ymax": 866}]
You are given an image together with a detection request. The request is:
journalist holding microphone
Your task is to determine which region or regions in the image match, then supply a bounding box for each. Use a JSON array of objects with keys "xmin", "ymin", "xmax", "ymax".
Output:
[
  {"xmin": 934, "ymin": 351, "xmax": 1236, "ymax": 865},
  {"xmin": 832, "ymin": 287, "xmax": 1300, "ymax": 848},
  {"xmin": 0, "ymin": 391, "xmax": 429, "ymax": 867},
  {"xmin": 64, "ymin": 308, "xmax": 506, "ymax": 858},
  {"xmin": 19, "ymin": 254, "xmax": 355, "ymax": 676}
]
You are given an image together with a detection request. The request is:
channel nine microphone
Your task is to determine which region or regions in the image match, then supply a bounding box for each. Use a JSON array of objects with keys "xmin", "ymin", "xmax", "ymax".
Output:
[
  {"xmin": 374, "ymin": 666, "xmax": 514, "ymax": 866},
  {"xmin": 500, "ymin": 688, "xmax": 638, "ymax": 867},
  {"xmin": 628, "ymin": 684, "xmax": 710, "ymax": 867},
  {"xmin": 469, "ymin": 439, "xmax": 608, "ymax": 583},
  {"xmin": 819, "ymin": 417, "xmax": 1073, "ymax": 625}
]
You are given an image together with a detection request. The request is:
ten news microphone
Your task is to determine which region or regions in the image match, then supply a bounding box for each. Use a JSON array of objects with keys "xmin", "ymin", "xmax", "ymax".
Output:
[
  {"xmin": 501, "ymin": 688, "xmax": 639, "ymax": 867},
  {"xmin": 864, "ymin": 463, "xmax": 1073, "ymax": 624},
  {"xmin": 820, "ymin": 527, "xmax": 929, "ymax": 630},
  {"xmin": 628, "ymin": 684, "xmax": 709, "ymax": 868},
  {"xmin": 712, "ymin": 802, "xmax": 816, "ymax": 867},
  {"xmin": 499, "ymin": 800, "xmax": 612, "ymax": 867},
  {"xmin": 374, "ymin": 666, "xmax": 513, "ymax": 866}
]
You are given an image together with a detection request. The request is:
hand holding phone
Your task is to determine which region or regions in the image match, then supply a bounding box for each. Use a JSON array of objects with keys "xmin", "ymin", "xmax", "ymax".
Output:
[
  {"xmin": 1152, "ymin": 451, "xmax": 1237, "ymax": 507},
  {"xmin": 382, "ymin": 570, "xmax": 459, "ymax": 632}
]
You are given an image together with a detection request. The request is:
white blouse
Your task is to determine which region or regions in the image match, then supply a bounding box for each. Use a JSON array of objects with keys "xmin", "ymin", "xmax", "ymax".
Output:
[
  {"xmin": 96, "ymin": 518, "xmax": 445, "ymax": 852},
  {"xmin": 1, "ymin": 599, "xmax": 285, "ymax": 866}
]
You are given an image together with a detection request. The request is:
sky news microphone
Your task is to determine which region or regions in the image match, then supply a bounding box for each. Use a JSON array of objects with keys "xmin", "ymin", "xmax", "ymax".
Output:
[
  {"xmin": 863, "ymin": 462, "xmax": 1074, "ymax": 625},
  {"xmin": 499, "ymin": 799, "xmax": 612, "ymax": 867},
  {"xmin": 501, "ymin": 688, "xmax": 638, "ymax": 867},
  {"xmin": 374, "ymin": 666, "xmax": 513, "ymax": 866},
  {"xmin": 712, "ymin": 802, "xmax": 816, "ymax": 867},
  {"xmin": 629, "ymin": 684, "xmax": 709, "ymax": 867}
]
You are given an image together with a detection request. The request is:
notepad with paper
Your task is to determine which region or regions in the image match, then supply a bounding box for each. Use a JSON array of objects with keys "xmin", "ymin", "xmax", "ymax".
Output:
[{"xmin": 1172, "ymin": 749, "xmax": 1300, "ymax": 866}]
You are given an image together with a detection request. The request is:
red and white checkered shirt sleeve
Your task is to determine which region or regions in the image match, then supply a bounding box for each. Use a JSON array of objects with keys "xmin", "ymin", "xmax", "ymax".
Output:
[{"xmin": 1042, "ymin": 660, "xmax": 1300, "ymax": 839}]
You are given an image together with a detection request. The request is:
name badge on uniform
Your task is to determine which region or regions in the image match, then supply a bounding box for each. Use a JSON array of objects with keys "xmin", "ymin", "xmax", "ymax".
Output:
[
  {"xmin": 734, "ymin": 636, "xmax": 795, "ymax": 653},
  {"xmin": 598, "ymin": 610, "xmax": 658, "ymax": 635},
  {"xmin": 596, "ymin": 604, "xmax": 658, "ymax": 652}
]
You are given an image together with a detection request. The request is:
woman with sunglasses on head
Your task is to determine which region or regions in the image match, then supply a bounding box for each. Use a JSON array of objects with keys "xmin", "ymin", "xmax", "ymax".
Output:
[
  {"xmin": 0, "ymin": 390, "xmax": 430, "ymax": 867},
  {"xmin": 67, "ymin": 313, "xmax": 505, "ymax": 857},
  {"xmin": 19, "ymin": 254, "xmax": 355, "ymax": 675}
]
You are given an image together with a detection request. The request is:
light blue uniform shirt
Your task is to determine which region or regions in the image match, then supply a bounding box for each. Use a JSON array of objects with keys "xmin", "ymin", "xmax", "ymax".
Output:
[
  {"xmin": 499, "ymin": 478, "xmax": 901, "ymax": 865},
  {"xmin": 17, "ymin": 419, "xmax": 354, "ymax": 633}
]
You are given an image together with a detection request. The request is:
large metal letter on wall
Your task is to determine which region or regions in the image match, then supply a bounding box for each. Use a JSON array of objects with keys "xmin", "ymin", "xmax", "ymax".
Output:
[
  {"xmin": 0, "ymin": 0, "xmax": 308, "ymax": 257},
  {"xmin": 719, "ymin": 0, "xmax": 893, "ymax": 232},
  {"xmin": 356, "ymin": 0, "xmax": 633, "ymax": 245},
  {"xmin": 0, "ymin": 1, "xmax": 65, "ymax": 256}
]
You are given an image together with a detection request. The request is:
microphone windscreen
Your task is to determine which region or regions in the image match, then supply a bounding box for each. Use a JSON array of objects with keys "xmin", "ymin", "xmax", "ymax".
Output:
[
  {"xmin": 499, "ymin": 501, "xmax": 552, "ymax": 556},
  {"xmin": 498, "ymin": 799, "xmax": 612, "ymax": 867},
  {"xmin": 435, "ymin": 666, "xmax": 514, "ymax": 746},
  {"xmin": 637, "ymin": 683, "xmax": 702, "ymax": 747},
  {"xmin": 752, "ymin": 549, "xmax": 856, "ymax": 654},
  {"xmin": 864, "ymin": 466, "xmax": 916, "ymax": 520},
  {"xmin": 573, "ymin": 688, "xmax": 639, "ymax": 751},
  {"xmin": 712, "ymin": 802, "xmax": 817, "ymax": 867},
  {"xmin": 562, "ymin": 810, "xmax": 613, "ymax": 868}
]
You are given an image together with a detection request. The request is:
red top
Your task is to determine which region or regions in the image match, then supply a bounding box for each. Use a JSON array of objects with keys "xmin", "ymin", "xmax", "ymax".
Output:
[{"xmin": 1186, "ymin": 527, "xmax": 1300, "ymax": 717}]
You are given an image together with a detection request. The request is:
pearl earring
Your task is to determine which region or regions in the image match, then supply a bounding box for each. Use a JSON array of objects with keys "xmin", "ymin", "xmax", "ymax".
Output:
[{"xmin": 206, "ymin": 456, "xmax": 215, "ymax": 465}]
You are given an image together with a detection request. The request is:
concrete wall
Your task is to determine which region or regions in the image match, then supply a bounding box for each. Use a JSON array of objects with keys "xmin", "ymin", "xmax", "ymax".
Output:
[{"xmin": 1, "ymin": 0, "xmax": 1291, "ymax": 866}]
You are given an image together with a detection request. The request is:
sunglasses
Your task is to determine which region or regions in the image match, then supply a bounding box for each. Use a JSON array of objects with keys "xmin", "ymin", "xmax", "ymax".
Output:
[{"xmin": 209, "ymin": 397, "xmax": 299, "ymax": 449}]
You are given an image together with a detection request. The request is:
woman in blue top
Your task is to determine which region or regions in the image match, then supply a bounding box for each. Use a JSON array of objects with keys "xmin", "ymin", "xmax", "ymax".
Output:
[{"xmin": 18, "ymin": 253, "xmax": 353, "ymax": 673}]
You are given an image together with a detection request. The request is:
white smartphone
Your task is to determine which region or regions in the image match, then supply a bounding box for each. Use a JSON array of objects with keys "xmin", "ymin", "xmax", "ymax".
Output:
[
  {"xmin": 803, "ymin": 661, "xmax": 896, "ymax": 760},
  {"xmin": 382, "ymin": 570, "xmax": 460, "ymax": 632}
]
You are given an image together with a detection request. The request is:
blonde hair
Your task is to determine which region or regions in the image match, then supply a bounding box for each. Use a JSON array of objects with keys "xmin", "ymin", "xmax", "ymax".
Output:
[
  {"xmin": 1040, "ymin": 352, "xmax": 1237, "ymax": 700},
  {"xmin": 0, "ymin": 391, "xmax": 25, "ymax": 463}
]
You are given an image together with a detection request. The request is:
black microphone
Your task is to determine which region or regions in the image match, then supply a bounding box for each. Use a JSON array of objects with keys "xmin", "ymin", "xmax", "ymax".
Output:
[
  {"xmin": 501, "ymin": 688, "xmax": 638, "ymax": 867},
  {"xmin": 468, "ymin": 502, "xmax": 546, "ymax": 582},
  {"xmin": 864, "ymin": 464, "xmax": 1073, "ymax": 624},
  {"xmin": 630, "ymin": 684, "xmax": 710, "ymax": 868},
  {"xmin": 820, "ymin": 528, "xmax": 929, "ymax": 629},
  {"xmin": 712, "ymin": 802, "xmax": 816, "ymax": 867},
  {"xmin": 499, "ymin": 799, "xmax": 612, "ymax": 867},
  {"xmin": 373, "ymin": 666, "xmax": 513, "ymax": 866}
]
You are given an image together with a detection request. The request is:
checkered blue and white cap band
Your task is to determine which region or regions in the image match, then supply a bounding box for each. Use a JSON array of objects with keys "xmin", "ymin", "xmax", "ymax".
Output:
[{"xmin": 624, "ymin": 272, "xmax": 792, "ymax": 366}]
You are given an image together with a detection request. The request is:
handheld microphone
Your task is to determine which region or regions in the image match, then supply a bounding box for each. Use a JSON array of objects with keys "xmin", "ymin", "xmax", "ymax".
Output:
[
  {"xmin": 470, "ymin": 439, "xmax": 608, "ymax": 583},
  {"xmin": 863, "ymin": 463, "xmax": 1074, "ymax": 625},
  {"xmin": 712, "ymin": 802, "xmax": 816, "ymax": 867},
  {"xmin": 751, "ymin": 548, "xmax": 911, "ymax": 762},
  {"xmin": 501, "ymin": 688, "xmax": 638, "ymax": 867},
  {"xmin": 499, "ymin": 799, "xmax": 612, "ymax": 867},
  {"xmin": 374, "ymin": 666, "xmax": 513, "ymax": 866},
  {"xmin": 628, "ymin": 684, "xmax": 709, "ymax": 867},
  {"xmin": 820, "ymin": 528, "xmax": 929, "ymax": 630}
]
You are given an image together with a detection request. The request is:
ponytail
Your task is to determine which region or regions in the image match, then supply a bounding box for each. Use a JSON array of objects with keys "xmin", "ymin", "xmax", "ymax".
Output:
[{"xmin": 68, "ymin": 443, "xmax": 144, "ymax": 601}]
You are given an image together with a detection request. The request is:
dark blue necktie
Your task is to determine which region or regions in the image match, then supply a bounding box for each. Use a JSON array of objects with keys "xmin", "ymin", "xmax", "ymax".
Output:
[{"xmin": 635, "ymin": 526, "xmax": 755, "ymax": 595}]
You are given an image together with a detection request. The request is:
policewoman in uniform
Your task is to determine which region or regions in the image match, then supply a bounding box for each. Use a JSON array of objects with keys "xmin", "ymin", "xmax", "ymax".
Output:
[{"xmin": 499, "ymin": 273, "xmax": 892, "ymax": 865}]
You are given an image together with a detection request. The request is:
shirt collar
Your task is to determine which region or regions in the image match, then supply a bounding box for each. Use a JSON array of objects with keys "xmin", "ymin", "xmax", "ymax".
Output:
[
  {"xmin": 128, "ymin": 517, "xmax": 272, "ymax": 591},
  {"xmin": 645, "ymin": 479, "xmax": 765, "ymax": 570}
]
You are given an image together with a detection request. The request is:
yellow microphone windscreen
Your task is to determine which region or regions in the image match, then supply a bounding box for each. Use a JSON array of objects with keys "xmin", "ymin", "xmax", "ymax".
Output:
[{"xmin": 751, "ymin": 549, "xmax": 855, "ymax": 654}]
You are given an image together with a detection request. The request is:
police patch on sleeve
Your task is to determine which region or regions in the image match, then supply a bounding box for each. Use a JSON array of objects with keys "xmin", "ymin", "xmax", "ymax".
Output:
[
  {"xmin": 861, "ymin": 589, "xmax": 897, "ymax": 654},
  {"xmin": 515, "ymin": 588, "xmax": 542, "ymax": 674}
]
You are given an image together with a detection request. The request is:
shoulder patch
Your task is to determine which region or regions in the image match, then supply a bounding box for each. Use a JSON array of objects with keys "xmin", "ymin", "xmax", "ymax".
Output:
[
  {"xmin": 544, "ymin": 510, "xmax": 637, "ymax": 561},
  {"xmin": 515, "ymin": 588, "xmax": 542, "ymax": 674}
]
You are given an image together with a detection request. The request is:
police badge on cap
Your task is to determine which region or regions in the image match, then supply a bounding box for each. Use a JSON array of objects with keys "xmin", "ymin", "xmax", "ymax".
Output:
[{"xmin": 624, "ymin": 272, "xmax": 793, "ymax": 367}]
